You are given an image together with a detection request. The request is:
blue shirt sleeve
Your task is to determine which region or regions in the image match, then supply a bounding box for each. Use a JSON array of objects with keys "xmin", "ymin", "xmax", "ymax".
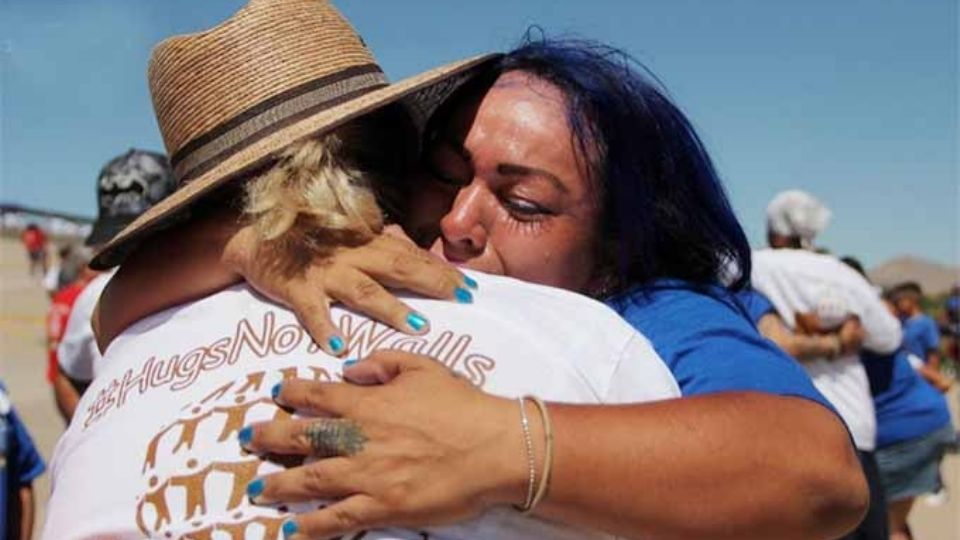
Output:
[
  {"xmin": 610, "ymin": 283, "xmax": 834, "ymax": 411},
  {"xmin": 923, "ymin": 317, "xmax": 941, "ymax": 353},
  {"xmin": 7, "ymin": 407, "xmax": 46, "ymax": 485},
  {"xmin": 735, "ymin": 289, "xmax": 776, "ymax": 326}
]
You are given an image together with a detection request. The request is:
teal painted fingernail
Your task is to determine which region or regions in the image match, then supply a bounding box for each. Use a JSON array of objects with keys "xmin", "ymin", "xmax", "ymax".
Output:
[
  {"xmin": 464, "ymin": 275, "xmax": 478, "ymax": 290},
  {"xmin": 271, "ymin": 383, "xmax": 282, "ymax": 401},
  {"xmin": 328, "ymin": 335, "xmax": 345, "ymax": 354},
  {"xmin": 282, "ymin": 519, "xmax": 299, "ymax": 538},
  {"xmin": 454, "ymin": 287, "xmax": 473, "ymax": 304},
  {"xmin": 406, "ymin": 312, "xmax": 428, "ymax": 331},
  {"xmin": 246, "ymin": 478, "xmax": 265, "ymax": 500},
  {"xmin": 238, "ymin": 426, "xmax": 253, "ymax": 447},
  {"xmin": 343, "ymin": 358, "xmax": 358, "ymax": 367}
]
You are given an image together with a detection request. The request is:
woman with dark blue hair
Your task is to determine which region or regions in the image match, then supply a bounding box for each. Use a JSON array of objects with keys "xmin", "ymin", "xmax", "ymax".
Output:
[{"xmin": 98, "ymin": 38, "xmax": 867, "ymax": 539}]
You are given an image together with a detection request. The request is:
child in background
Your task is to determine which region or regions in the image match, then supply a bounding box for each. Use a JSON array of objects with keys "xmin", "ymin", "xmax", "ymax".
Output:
[
  {"xmin": 20, "ymin": 224, "xmax": 48, "ymax": 278},
  {"xmin": 889, "ymin": 282, "xmax": 952, "ymax": 392},
  {"xmin": 0, "ymin": 382, "xmax": 46, "ymax": 540}
]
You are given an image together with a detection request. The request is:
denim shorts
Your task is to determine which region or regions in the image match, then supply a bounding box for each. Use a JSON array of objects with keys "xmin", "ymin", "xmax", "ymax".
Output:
[{"xmin": 876, "ymin": 424, "xmax": 955, "ymax": 502}]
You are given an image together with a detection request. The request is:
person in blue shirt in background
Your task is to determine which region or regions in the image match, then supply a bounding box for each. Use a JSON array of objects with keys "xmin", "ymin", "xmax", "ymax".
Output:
[
  {"xmin": 889, "ymin": 282, "xmax": 953, "ymax": 393},
  {"xmin": 834, "ymin": 265, "xmax": 954, "ymax": 540},
  {"xmin": 943, "ymin": 286, "xmax": 960, "ymax": 364},
  {"xmin": 1, "ymin": 382, "xmax": 46, "ymax": 540}
]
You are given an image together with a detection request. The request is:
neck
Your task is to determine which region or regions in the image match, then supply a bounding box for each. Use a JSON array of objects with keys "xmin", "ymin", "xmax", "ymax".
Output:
[{"xmin": 94, "ymin": 212, "xmax": 244, "ymax": 351}]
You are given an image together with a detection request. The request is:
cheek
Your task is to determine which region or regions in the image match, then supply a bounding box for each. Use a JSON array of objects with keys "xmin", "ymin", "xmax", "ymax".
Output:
[{"xmin": 491, "ymin": 219, "xmax": 598, "ymax": 292}]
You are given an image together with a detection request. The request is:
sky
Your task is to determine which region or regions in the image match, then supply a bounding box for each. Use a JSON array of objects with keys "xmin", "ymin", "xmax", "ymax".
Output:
[{"xmin": 0, "ymin": 0, "xmax": 957, "ymax": 267}]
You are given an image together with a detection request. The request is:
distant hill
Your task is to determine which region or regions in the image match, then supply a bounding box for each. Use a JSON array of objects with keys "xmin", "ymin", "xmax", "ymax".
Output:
[{"xmin": 869, "ymin": 256, "xmax": 959, "ymax": 295}]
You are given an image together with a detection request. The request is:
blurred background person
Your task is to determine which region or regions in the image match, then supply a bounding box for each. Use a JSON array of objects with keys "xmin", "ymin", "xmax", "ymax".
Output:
[
  {"xmin": 751, "ymin": 190, "xmax": 902, "ymax": 540},
  {"xmin": 53, "ymin": 149, "xmax": 174, "ymax": 421},
  {"xmin": 41, "ymin": 243, "xmax": 87, "ymax": 298},
  {"xmin": 19, "ymin": 223, "xmax": 49, "ymax": 278},
  {"xmin": 833, "ymin": 259, "xmax": 956, "ymax": 540},
  {"xmin": 942, "ymin": 285, "xmax": 960, "ymax": 364},
  {"xmin": 0, "ymin": 382, "xmax": 46, "ymax": 540},
  {"xmin": 888, "ymin": 282, "xmax": 952, "ymax": 393},
  {"xmin": 46, "ymin": 248, "xmax": 97, "ymax": 422}
]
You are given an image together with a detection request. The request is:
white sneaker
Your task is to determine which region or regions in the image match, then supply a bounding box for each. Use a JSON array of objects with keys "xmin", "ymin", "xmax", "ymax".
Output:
[{"xmin": 922, "ymin": 489, "xmax": 948, "ymax": 507}]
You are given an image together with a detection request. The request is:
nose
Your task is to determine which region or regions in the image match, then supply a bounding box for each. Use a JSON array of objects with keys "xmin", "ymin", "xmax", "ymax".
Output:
[{"xmin": 439, "ymin": 182, "xmax": 488, "ymax": 261}]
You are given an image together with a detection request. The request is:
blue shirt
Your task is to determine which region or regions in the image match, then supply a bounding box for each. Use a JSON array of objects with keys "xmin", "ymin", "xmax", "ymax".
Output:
[
  {"xmin": 903, "ymin": 314, "xmax": 940, "ymax": 362},
  {"xmin": 0, "ymin": 383, "xmax": 46, "ymax": 536},
  {"xmin": 608, "ymin": 281, "xmax": 832, "ymax": 409},
  {"xmin": 902, "ymin": 314, "xmax": 940, "ymax": 362},
  {"xmin": 861, "ymin": 350, "xmax": 951, "ymax": 447}
]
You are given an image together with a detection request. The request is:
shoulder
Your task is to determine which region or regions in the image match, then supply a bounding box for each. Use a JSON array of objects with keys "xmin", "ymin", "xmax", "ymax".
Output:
[
  {"xmin": 610, "ymin": 282, "xmax": 830, "ymax": 401},
  {"xmin": 52, "ymin": 281, "xmax": 87, "ymax": 306},
  {"xmin": 905, "ymin": 314, "xmax": 935, "ymax": 330},
  {"xmin": 612, "ymin": 281, "xmax": 755, "ymax": 335},
  {"xmin": 609, "ymin": 281, "xmax": 765, "ymax": 363}
]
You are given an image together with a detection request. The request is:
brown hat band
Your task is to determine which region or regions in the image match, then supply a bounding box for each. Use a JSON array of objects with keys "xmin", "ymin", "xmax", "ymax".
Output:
[{"xmin": 171, "ymin": 63, "xmax": 388, "ymax": 183}]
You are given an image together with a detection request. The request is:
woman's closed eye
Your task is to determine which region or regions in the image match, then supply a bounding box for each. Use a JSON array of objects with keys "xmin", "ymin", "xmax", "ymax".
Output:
[
  {"xmin": 427, "ymin": 166, "xmax": 468, "ymax": 187},
  {"xmin": 501, "ymin": 196, "xmax": 554, "ymax": 221}
]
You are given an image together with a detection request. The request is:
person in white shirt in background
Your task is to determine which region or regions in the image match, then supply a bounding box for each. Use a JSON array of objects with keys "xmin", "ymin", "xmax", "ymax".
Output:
[
  {"xmin": 43, "ymin": 4, "xmax": 680, "ymax": 538},
  {"xmin": 751, "ymin": 190, "xmax": 902, "ymax": 540},
  {"xmin": 54, "ymin": 149, "xmax": 175, "ymax": 420}
]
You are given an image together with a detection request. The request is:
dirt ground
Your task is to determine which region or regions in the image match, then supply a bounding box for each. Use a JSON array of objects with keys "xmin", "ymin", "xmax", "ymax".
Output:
[{"xmin": 1, "ymin": 236, "xmax": 957, "ymax": 539}]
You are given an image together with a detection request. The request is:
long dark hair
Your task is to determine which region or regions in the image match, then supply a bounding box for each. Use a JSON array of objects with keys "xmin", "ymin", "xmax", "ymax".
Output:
[
  {"xmin": 424, "ymin": 36, "xmax": 752, "ymax": 297},
  {"xmin": 501, "ymin": 37, "xmax": 752, "ymax": 296}
]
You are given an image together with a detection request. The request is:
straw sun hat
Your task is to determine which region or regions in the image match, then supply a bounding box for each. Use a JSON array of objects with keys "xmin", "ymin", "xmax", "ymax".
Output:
[{"xmin": 91, "ymin": 0, "xmax": 498, "ymax": 269}]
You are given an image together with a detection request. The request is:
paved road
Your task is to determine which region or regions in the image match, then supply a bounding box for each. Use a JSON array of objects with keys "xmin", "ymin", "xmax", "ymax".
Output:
[{"xmin": 1, "ymin": 237, "xmax": 956, "ymax": 538}]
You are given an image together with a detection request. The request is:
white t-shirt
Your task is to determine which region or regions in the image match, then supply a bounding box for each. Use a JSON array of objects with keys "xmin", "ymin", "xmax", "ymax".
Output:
[
  {"xmin": 751, "ymin": 249, "xmax": 902, "ymax": 451},
  {"xmin": 45, "ymin": 271, "xmax": 680, "ymax": 540},
  {"xmin": 57, "ymin": 270, "xmax": 115, "ymax": 382}
]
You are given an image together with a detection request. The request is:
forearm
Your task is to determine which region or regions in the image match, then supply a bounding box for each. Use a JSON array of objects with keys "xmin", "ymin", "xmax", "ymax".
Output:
[
  {"xmin": 532, "ymin": 393, "xmax": 866, "ymax": 540},
  {"xmin": 927, "ymin": 352, "xmax": 941, "ymax": 371},
  {"xmin": 757, "ymin": 315, "xmax": 840, "ymax": 361},
  {"xmin": 917, "ymin": 363, "xmax": 952, "ymax": 392},
  {"xmin": 17, "ymin": 485, "xmax": 35, "ymax": 540},
  {"xmin": 779, "ymin": 333, "xmax": 841, "ymax": 362}
]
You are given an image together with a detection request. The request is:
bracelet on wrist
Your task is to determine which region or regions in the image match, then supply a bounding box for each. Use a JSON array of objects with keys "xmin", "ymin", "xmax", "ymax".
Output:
[
  {"xmin": 514, "ymin": 396, "xmax": 537, "ymax": 512},
  {"xmin": 513, "ymin": 395, "xmax": 554, "ymax": 515}
]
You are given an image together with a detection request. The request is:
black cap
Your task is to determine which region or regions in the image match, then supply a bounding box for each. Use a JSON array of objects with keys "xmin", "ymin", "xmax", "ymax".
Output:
[{"xmin": 86, "ymin": 149, "xmax": 176, "ymax": 247}]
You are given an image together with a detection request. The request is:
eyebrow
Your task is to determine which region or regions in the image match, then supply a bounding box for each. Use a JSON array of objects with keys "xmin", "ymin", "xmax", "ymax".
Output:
[
  {"xmin": 436, "ymin": 139, "xmax": 569, "ymax": 194},
  {"xmin": 497, "ymin": 163, "xmax": 569, "ymax": 194}
]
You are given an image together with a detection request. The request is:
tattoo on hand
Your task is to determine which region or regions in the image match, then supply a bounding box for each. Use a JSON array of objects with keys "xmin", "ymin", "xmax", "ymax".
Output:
[{"xmin": 303, "ymin": 419, "xmax": 367, "ymax": 458}]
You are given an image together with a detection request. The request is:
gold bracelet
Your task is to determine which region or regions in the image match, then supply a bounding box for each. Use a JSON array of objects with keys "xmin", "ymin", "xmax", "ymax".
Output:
[
  {"xmin": 522, "ymin": 395, "xmax": 554, "ymax": 515},
  {"xmin": 513, "ymin": 396, "xmax": 537, "ymax": 512}
]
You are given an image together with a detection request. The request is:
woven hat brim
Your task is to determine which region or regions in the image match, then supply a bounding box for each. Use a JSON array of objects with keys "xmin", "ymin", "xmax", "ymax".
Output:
[{"xmin": 91, "ymin": 53, "xmax": 499, "ymax": 270}]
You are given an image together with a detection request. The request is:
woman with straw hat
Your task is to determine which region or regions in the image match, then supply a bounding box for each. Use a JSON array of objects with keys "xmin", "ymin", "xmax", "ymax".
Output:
[{"xmin": 44, "ymin": 1, "xmax": 685, "ymax": 539}]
